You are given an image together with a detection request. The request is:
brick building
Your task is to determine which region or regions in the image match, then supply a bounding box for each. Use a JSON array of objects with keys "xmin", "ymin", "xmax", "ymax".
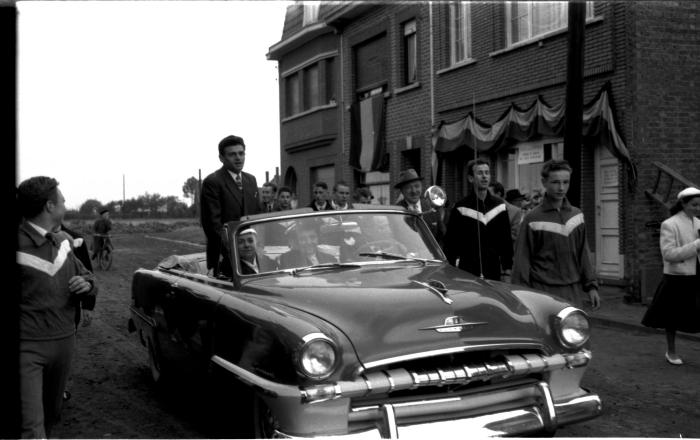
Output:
[{"xmin": 267, "ymin": 1, "xmax": 700, "ymax": 300}]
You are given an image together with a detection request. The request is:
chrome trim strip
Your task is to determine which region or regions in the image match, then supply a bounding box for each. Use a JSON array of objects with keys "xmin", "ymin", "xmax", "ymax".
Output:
[
  {"xmin": 210, "ymin": 355, "xmax": 300, "ymax": 399},
  {"xmin": 360, "ymin": 342, "xmax": 543, "ymax": 371},
  {"xmin": 129, "ymin": 306, "xmax": 157, "ymax": 329},
  {"xmin": 556, "ymin": 306, "xmax": 587, "ymax": 321},
  {"xmin": 302, "ymin": 332, "xmax": 333, "ymax": 344}
]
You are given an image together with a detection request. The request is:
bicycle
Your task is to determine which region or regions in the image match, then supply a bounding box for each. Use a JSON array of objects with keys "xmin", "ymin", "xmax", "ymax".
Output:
[{"xmin": 93, "ymin": 233, "xmax": 114, "ymax": 270}]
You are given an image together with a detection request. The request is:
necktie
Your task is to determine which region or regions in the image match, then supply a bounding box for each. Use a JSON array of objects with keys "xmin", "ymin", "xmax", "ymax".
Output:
[{"xmin": 234, "ymin": 173, "xmax": 242, "ymax": 190}]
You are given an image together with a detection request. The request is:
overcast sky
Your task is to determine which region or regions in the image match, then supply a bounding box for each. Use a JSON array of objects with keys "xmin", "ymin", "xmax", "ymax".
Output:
[{"xmin": 17, "ymin": 0, "xmax": 291, "ymax": 209}]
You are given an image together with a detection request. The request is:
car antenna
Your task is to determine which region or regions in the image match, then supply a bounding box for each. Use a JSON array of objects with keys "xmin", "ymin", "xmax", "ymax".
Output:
[{"xmin": 472, "ymin": 92, "xmax": 484, "ymax": 279}]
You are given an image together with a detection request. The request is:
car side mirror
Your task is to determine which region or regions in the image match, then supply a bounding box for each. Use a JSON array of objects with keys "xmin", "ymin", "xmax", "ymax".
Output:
[{"xmin": 424, "ymin": 185, "xmax": 446, "ymax": 208}]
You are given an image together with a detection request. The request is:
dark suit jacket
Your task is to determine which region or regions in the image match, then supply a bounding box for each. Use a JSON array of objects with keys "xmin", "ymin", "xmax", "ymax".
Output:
[
  {"xmin": 397, "ymin": 198, "xmax": 447, "ymax": 247},
  {"xmin": 239, "ymin": 254, "xmax": 277, "ymax": 274},
  {"xmin": 278, "ymin": 249, "xmax": 336, "ymax": 269},
  {"xmin": 308, "ymin": 201, "xmax": 335, "ymax": 211},
  {"xmin": 201, "ymin": 167, "xmax": 261, "ymax": 270}
]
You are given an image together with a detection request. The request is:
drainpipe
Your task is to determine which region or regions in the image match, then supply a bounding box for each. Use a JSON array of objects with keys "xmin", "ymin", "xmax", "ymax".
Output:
[
  {"xmin": 429, "ymin": 2, "xmax": 437, "ymax": 184},
  {"xmin": 338, "ymin": 31, "xmax": 345, "ymax": 182}
]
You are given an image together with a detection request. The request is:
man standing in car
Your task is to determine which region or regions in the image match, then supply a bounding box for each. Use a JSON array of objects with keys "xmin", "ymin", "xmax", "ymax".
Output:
[
  {"xmin": 445, "ymin": 159, "xmax": 513, "ymax": 281},
  {"xmin": 201, "ymin": 135, "xmax": 261, "ymax": 275}
]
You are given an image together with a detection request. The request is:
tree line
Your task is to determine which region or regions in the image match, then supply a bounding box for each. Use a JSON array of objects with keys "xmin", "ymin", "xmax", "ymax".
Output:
[{"xmin": 68, "ymin": 177, "xmax": 200, "ymax": 219}]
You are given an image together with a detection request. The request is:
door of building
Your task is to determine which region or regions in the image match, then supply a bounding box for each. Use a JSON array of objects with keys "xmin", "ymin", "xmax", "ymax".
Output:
[{"xmin": 594, "ymin": 146, "xmax": 623, "ymax": 279}]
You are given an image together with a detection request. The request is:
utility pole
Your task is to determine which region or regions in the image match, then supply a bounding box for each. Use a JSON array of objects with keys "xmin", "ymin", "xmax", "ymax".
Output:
[
  {"xmin": 197, "ymin": 169, "xmax": 202, "ymax": 222},
  {"xmin": 564, "ymin": 0, "xmax": 586, "ymax": 206},
  {"xmin": 122, "ymin": 174, "xmax": 125, "ymax": 205}
]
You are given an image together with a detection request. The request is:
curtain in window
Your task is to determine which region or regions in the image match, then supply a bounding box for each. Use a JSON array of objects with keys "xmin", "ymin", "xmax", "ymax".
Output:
[
  {"xmin": 432, "ymin": 81, "xmax": 637, "ymax": 183},
  {"xmin": 350, "ymin": 95, "xmax": 388, "ymax": 172}
]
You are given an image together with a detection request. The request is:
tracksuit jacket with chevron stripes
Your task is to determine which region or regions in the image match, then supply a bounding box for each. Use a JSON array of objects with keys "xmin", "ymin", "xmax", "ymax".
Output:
[
  {"xmin": 17, "ymin": 221, "xmax": 97, "ymax": 341},
  {"xmin": 445, "ymin": 191, "xmax": 513, "ymax": 280},
  {"xmin": 511, "ymin": 196, "xmax": 598, "ymax": 291}
]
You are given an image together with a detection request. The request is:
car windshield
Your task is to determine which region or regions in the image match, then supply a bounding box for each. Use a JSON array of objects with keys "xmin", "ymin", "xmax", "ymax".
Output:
[{"xmin": 232, "ymin": 211, "xmax": 444, "ymax": 275}]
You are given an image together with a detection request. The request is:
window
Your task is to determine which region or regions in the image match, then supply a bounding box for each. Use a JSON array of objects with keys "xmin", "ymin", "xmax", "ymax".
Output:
[
  {"xmin": 285, "ymin": 74, "xmax": 300, "ymax": 117},
  {"xmin": 506, "ymin": 2, "xmax": 595, "ymax": 46},
  {"xmin": 283, "ymin": 57, "xmax": 336, "ymax": 117},
  {"xmin": 496, "ymin": 140, "xmax": 564, "ymax": 197},
  {"xmin": 303, "ymin": 64, "xmax": 320, "ymax": 110},
  {"xmin": 403, "ymin": 20, "xmax": 418, "ymax": 84},
  {"xmin": 354, "ymin": 33, "xmax": 388, "ymax": 93},
  {"xmin": 363, "ymin": 171, "xmax": 390, "ymax": 205},
  {"xmin": 449, "ymin": 2, "xmax": 471, "ymax": 65},
  {"xmin": 302, "ymin": 2, "xmax": 320, "ymax": 26}
]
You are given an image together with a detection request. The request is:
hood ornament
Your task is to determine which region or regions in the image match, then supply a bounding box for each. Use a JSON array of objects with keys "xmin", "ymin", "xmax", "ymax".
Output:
[{"xmin": 420, "ymin": 316, "xmax": 488, "ymax": 333}]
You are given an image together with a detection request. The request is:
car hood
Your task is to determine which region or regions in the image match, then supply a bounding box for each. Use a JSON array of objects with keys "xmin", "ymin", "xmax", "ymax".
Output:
[{"xmin": 241, "ymin": 263, "xmax": 545, "ymax": 369}]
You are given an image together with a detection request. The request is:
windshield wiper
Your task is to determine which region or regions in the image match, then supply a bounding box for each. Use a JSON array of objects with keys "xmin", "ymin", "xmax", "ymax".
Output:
[
  {"xmin": 290, "ymin": 262, "xmax": 361, "ymax": 276},
  {"xmin": 358, "ymin": 252, "xmax": 442, "ymax": 265}
]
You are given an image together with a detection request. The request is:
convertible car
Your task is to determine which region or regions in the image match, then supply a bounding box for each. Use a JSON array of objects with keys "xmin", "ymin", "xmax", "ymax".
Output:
[{"xmin": 128, "ymin": 206, "xmax": 601, "ymax": 438}]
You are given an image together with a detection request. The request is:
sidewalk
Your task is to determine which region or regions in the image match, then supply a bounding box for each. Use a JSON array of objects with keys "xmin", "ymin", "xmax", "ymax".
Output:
[{"xmin": 588, "ymin": 285, "xmax": 700, "ymax": 342}]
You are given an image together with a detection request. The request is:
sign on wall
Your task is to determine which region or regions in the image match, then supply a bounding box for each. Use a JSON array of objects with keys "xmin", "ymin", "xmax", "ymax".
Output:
[{"xmin": 517, "ymin": 144, "xmax": 544, "ymax": 165}]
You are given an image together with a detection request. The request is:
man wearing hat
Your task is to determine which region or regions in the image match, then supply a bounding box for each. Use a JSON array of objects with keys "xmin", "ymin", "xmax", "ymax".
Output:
[
  {"xmin": 445, "ymin": 159, "xmax": 513, "ymax": 281},
  {"xmin": 91, "ymin": 208, "xmax": 112, "ymax": 261},
  {"xmin": 394, "ymin": 168, "xmax": 446, "ymax": 247},
  {"xmin": 236, "ymin": 228, "xmax": 277, "ymax": 274},
  {"xmin": 512, "ymin": 159, "xmax": 601, "ymax": 309}
]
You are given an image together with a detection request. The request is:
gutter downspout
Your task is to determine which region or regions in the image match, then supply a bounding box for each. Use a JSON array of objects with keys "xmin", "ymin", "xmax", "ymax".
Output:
[{"xmin": 429, "ymin": 2, "xmax": 437, "ymax": 184}]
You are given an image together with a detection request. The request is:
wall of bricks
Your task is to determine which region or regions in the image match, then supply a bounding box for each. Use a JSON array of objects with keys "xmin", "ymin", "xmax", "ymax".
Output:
[
  {"xmin": 622, "ymin": 1, "xmax": 700, "ymax": 296},
  {"xmin": 273, "ymin": 1, "xmax": 700, "ymax": 297}
]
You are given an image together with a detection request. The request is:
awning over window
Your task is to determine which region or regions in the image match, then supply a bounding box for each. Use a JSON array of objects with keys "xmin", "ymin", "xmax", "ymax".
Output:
[
  {"xmin": 350, "ymin": 95, "xmax": 388, "ymax": 172},
  {"xmin": 432, "ymin": 81, "xmax": 637, "ymax": 183}
]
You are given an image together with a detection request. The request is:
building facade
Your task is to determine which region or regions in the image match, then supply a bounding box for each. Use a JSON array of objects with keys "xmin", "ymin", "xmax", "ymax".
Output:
[{"xmin": 268, "ymin": 1, "xmax": 700, "ymax": 300}]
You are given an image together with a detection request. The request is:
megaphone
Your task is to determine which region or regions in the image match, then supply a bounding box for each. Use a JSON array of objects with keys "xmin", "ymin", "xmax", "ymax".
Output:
[{"xmin": 424, "ymin": 185, "xmax": 446, "ymax": 208}]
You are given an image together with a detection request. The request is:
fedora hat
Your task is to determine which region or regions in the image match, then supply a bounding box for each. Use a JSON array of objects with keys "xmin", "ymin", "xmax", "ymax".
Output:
[
  {"xmin": 505, "ymin": 189, "xmax": 526, "ymax": 203},
  {"xmin": 394, "ymin": 169, "xmax": 422, "ymax": 189}
]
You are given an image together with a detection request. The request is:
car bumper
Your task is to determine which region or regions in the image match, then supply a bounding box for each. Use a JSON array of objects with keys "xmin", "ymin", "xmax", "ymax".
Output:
[
  {"xmin": 211, "ymin": 352, "xmax": 601, "ymax": 438},
  {"xmin": 276, "ymin": 382, "xmax": 601, "ymax": 438}
]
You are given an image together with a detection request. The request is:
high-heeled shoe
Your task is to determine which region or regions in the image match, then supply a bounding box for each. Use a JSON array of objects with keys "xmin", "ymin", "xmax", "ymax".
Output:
[{"xmin": 665, "ymin": 352, "xmax": 683, "ymax": 365}]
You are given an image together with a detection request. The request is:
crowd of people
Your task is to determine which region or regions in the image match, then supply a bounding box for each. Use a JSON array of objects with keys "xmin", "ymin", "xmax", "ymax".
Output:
[{"xmin": 16, "ymin": 132, "xmax": 699, "ymax": 437}]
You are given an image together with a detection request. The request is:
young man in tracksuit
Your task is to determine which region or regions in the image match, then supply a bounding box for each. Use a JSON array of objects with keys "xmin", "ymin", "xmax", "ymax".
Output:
[
  {"xmin": 445, "ymin": 159, "xmax": 513, "ymax": 281},
  {"xmin": 511, "ymin": 160, "xmax": 601, "ymax": 309},
  {"xmin": 17, "ymin": 176, "xmax": 98, "ymax": 438}
]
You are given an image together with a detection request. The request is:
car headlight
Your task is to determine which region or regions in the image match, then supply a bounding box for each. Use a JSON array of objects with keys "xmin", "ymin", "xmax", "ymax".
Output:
[
  {"xmin": 298, "ymin": 333, "xmax": 337, "ymax": 379},
  {"xmin": 554, "ymin": 307, "xmax": 590, "ymax": 349}
]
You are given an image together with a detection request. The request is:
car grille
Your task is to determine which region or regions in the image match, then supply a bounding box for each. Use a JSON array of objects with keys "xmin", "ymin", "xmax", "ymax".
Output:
[{"xmin": 300, "ymin": 349, "xmax": 590, "ymax": 405}]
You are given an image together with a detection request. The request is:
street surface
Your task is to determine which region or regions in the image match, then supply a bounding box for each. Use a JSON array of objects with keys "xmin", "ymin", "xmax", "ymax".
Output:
[{"xmin": 51, "ymin": 230, "xmax": 700, "ymax": 438}]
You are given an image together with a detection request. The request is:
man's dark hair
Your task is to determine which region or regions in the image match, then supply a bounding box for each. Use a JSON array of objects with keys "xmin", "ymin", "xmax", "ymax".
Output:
[
  {"xmin": 312, "ymin": 181, "xmax": 328, "ymax": 191},
  {"xmin": 541, "ymin": 159, "xmax": 573, "ymax": 179},
  {"xmin": 333, "ymin": 181, "xmax": 350, "ymax": 192},
  {"xmin": 466, "ymin": 158, "xmax": 490, "ymax": 176},
  {"xmin": 218, "ymin": 135, "xmax": 246, "ymax": 156},
  {"xmin": 262, "ymin": 181, "xmax": 277, "ymax": 193},
  {"xmin": 17, "ymin": 176, "xmax": 59, "ymax": 219},
  {"xmin": 490, "ymin": 181, "xmax": 505, "ymax": 198},
  {"xmin": 277, "ymin": 186, "xmax": 292, "ymax": 196}
]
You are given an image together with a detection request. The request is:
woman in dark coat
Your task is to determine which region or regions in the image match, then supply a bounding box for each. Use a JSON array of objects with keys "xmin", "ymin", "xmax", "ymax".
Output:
[{"xmin": 642, "ymin": 187, "xmax": 700, "ymax": 365}]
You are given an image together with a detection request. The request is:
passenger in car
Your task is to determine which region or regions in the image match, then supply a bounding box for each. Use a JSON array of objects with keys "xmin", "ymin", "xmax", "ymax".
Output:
[
  {"xmin": 278, "ymin": 222, "xmax": 336, "ymax": 268},
  {"xmin": 237, "ymin": 228, "xmax": 277, "ymax": 274}
]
